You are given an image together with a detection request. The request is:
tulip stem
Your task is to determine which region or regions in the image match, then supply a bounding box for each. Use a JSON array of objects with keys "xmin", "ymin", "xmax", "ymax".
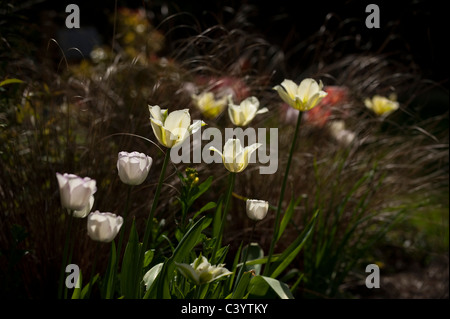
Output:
[
  {"xmin": 137, "ymin": 150, "xmax": 170, "ymax": 296},
  {"xmin": 86, "ymin": 241, "xmax": 100, "ymax": 299},
  {"xmin": 234, "ymin": 221, "xmax": 257, "ymax": 292},
  {"xmin": 58, "ymin": 209, "xmax": 74, "ymax": 299},
  {"xmin": 108, "ymin": 186, "xmax": 131, "ymax": 299},
  {"xmin": 264, "ymin": 111, "xmax": 303, "ymax": 277},
  {"xmin": 212, "ymin": 172, "xmax": 235, "ymax": 264}
]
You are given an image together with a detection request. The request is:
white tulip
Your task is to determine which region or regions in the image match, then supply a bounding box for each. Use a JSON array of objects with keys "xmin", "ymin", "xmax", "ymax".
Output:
[
  {"xmin": 209, "ymin": 138, "xmax": 262, "ymax": 173},
  {"xmin": 227, "ymin": 95, "xmax": 268, "ymax": 126},
  {"xmin": 191, "ymin": 91, "xmax": 227, "ymax": 119},
  {"xmin": 117, "ymin": 151, "xmax": 152, "ymax": 185},
  {"xmin": 274, "ymin": 78, "xmax": 328, "ymax": 111},
  {"xmin": 56, "ymin": 173, "xmax": 97, "ymax": 211},
  {"xmin": 148, "ymin": 105, "xmax": 205, "ymax": 148},
  {"xmin": 87, "ymin": 211, "xmax": 123, "ymax": 243},
  {"xmin": 175, "ymin": 255, "xmax": 232, "ymax": 285},
  {"xmin": 246, "ymin": 199, "xmax": 269, "ymax": 221}
]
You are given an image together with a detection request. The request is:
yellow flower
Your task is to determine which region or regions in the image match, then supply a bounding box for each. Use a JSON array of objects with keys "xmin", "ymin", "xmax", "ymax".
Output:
[
  {"xmin": 227, "ymin": 95, "xmax": 268, "ymax": 126},
  {"xmin": 364, "ymin": 94, "xmax": 399, "ymax": 116},
  {"xmin": 209, "ymin": 138, "xmax": 262, "ymax": 173},
  {"xmin": 149, "ymin": 105, "xmax": 205, "ymax": 148},
  {"xmin": 273, "ymin": 78, "xmax": 328, "ymax": 111},
  {"xmin": 191, "ymin": 91, "xmax": 227, "ymax": 119}
]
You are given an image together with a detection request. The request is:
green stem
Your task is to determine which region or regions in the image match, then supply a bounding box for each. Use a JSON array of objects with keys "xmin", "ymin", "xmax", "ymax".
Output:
[
  {"xmin": 136, "ymin": 150, "xmax": 171, "ymax": 297},
  {"xmin": 234, "ymin": 221, "xmax": 257, "ymax": 292},
  {"xmin": 58, "ymin": 209, "xmax": 74, "ymax": 299},
  {"xmin": 107, "ymin": 186, "xmax": 132, "ymax": 299},
  {"xmin": 86, "ymin": 241, "xmax": 100, "ymax": 299},
  {"xmin": 212, "ymin": 172, "xmax": 235, "ymax": 264},
  {"xmin": 117, "ymin": 186, "xmax": 132, "ymax": 261},
  {"xmin": 263, "ymin": 111, "xmax": 303, "ymax": 276}
]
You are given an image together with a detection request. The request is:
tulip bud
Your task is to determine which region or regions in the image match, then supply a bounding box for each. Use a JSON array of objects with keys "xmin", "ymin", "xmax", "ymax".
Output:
[
  {"xmin": 246, "ymin": 199, "xmax": 269, "ymax": 221},
  {"xmin": 56, "ymin": 173, "xmax": 97, "ymax": 211},
  {"xmin": 117, "ymin": 151, "xmax": 153, "ymax": 185},
  {"xmin": 87, "ymin": 211, "xmax": 123, "ymax": 243}
]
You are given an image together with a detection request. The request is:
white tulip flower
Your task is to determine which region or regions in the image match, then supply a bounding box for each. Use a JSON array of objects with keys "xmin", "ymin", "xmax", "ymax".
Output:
[
  {"xmin": 209, "ymin": 138, "xmax": 262, "ymax": 173},
  {"xmin": 87, "ymin": 211, "xmax": 123, "ymax": 243},
  {"xmin": 227, "ymin": 95, "xmax": 268, "ymax": 126},
  {"xmin": 148, "ymin": 105, "xmax": 205, "ymax": 148},
  {"xmin": 274, "ymin": 78, "xmax": 328, "ymax": 111},
  {"xmin": 246, "ymin": 199, "xmax": 269, "ymax": 221},
  {"xmin": 117, "ymin": 151, "xmax": 153, "ymax": 185},
  {"xmin": 56, "ymin": 173, "xmax": 97, "ymax": 211},
  {"xmin": 175, "ymin": 255, "xmax": 232, "ymax": 286}
]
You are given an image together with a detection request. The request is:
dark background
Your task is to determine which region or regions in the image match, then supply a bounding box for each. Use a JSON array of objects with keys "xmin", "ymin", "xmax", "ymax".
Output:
[{"xmin": 15, "ymin": 0, "xmax": 448, "ymax": 85}]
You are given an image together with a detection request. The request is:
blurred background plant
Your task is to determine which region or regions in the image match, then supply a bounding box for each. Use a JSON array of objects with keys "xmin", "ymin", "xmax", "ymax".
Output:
[{"xmin": 0, "ymin": 0, "xmax": 448, "ymax": 299}]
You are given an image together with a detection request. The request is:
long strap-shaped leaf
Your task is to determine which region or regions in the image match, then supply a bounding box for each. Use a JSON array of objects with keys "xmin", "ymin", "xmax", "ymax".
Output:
[{"xmin": 144, "ymin": 216, "xmax": 207, "ymax": 299}]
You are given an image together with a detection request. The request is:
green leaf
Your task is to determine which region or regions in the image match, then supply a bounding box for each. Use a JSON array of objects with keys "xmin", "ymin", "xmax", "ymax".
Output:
[
  {"xmin": 231, "ymin": 271, "xmax": 252, "ymax": 299},
  {"xmin": 0, "ymin": 78, "xmax": 25, "ymax": 87},
  {"xmin": 248, "ymin": 275, "xmax": 294, "ymax": 299},
  {"xmin": 120, "ymin": 219, "xmax": 141, "ymax": 298},
  {"xmin": 81, "ymin": 274, "xmax": 99, "ymax": 299},
  {"xmin": 192, "ymin": 201, "xmax": 217, "ymax": 219},
  {"xmin": 189, "ymin": 176, "xmax": 213, "ymax": 206},
  {"xmin": 240, "ymin": 243, "xmax": 264, "ymax": 275},
  {"xmin": 144, "ymin": 217, "xmax": 207, "ymax": 299},
  {"xmin": 104, "ymin": 241, "xmax": 117, "ymax": 299},
  {"xmin": 143, "ymin": 250, "xmax": 154, "ymax": 268},
  {"xmin": 270, "ymin": 210, "xmax": 318, "ymax": 278},
  {"xmin": 71, "ymin": 270, "xmax": 83, "ymax": 299},
  {"xmin": 277, "ymin": 196, "xmax": 303, "ymax": 241}
]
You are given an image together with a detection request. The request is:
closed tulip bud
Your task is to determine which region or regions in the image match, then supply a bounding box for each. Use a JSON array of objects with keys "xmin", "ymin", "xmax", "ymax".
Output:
[
  {"xmin": 364, "ymin": 94, "xmax": 399, "ymax": 116},
  {"xmin": 87, "ymin": 211, "xmax": 123, "ymax": 243},
  {"xmin": 117, "ymin": 151, "xmax": 152, "ymax": 185},
  {"xmin": 227, "ymin": 95, "xmax": 268, "ymax": 126},
  {"xmin": 56, "ymin": 173, "xmax": 97, "ymax": 211},
  {"xmin": 274, "ymin": 78, "xmax": 328, "ymax": 111},
  {"xmin": 209, "ymin": 138, "xmax": 262, "ymax": 173},
  {"xmin": 246, "ymin": 199, "xmax": 269, "ymax": 221},
  {"xmin": 149, "ymin": 105, "xmax": 206, "ymax": 148}
]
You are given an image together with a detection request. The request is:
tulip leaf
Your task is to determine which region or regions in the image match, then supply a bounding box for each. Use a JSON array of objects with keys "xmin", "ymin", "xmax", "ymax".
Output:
[
  {"xmin": 277, "ymin": 195, "xmax": 303, "ymax": 242},
  {"xmin": 104, "ymin": 241, "xmax": 117, "ymax": 299},
  {"xmin": 270, "ymin": 210, "xmax": 318, "ymax": 278},
  {"xmin": 0, "ymin": 78, "xmax": 24, "ymax": 86},
  {"xmin": 188, "ymin": 176, "xmax": 213, "ymax": 206},
  {"xmin": 120, "ymin": 219, "xmax": 141, "ymax": 298},
  {"xmin": 239, "ymin": 243, "xmax": 264, "ymax": 275},
  {"xmin": 80, "ymin": 273, "xmax": 99, "ymax": 299},
  {"xmin": 192, "ymin": 201, "xmax": 217, "ymax": 219},
  {"xmin": 145, "ymin": 217, "xmax": 207, "ymax": 299},
  {"xmin": 247, "ymin": 275, "xmax": 294, "ymax": 299},
  {"xmin": 143, "ymin": 250, "xmax": 154, "ymax": 268},
  {"xmin": 231, "ymin": 271, "xmax": 252, "ymax": 299},
  {"xmin": 71, "ymin": 270, "xmax": 83, "ymax": 299}
]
